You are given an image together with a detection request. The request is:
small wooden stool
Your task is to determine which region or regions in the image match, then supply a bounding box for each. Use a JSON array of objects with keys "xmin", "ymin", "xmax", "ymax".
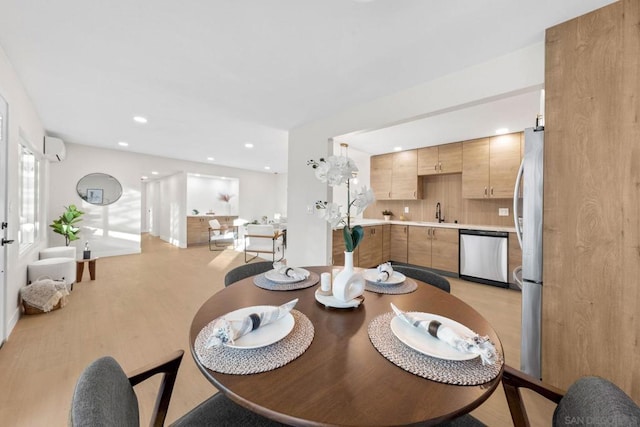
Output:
[{"xmin": 76, "ymin": 258, "xmax": 98, "ymax": 282}]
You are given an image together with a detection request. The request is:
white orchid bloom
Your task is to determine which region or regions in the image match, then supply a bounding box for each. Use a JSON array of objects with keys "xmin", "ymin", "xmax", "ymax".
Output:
[
  {"xmin": 351, "ymin": 185, "xmax": 375, "ymax": 215},
  {"xmin": 318, "ymin": 202, "xmax": 344, "ymax": 228},
  {"xmin": 315, "ymin": 155, "xmax": 358, "ymax": 186}
]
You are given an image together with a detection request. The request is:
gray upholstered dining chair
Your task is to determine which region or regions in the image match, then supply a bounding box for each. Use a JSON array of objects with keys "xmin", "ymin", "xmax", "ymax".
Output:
[
  {"xmin": 391, "ymin": 264, "xmax": 451, "ymax": 293},
  {"xmin": 502, "ymin": 364, "xmax": 640, "ymax": 426},
  {"xmin": 70, "ymin": 349, "xmax": 287, "ymax": 427},
  {"xmin": 224, "ymin": 261, "xmax": 273, "ymax": 287}
]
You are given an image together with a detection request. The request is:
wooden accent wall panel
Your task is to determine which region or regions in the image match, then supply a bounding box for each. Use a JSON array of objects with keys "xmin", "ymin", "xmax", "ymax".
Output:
[{"xmin": 543, "ymin": 0, "xmax": 640, "ymax": 400}]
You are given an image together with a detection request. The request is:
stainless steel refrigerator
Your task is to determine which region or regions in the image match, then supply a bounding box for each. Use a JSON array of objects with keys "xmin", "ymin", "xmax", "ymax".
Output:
[{"xmin": 513, "ymin": 126, "xmax": 544, "ymax": 379}]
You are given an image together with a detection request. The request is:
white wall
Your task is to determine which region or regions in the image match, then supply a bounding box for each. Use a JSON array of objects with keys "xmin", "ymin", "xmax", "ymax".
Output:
[
  {"xmin": 158, "ymin": 173, "xmax": 187, "ymax": 247},
  {"xmin": 286, "ymin": 43, "xmax": 545, "ymax": 267},
  {"xmin": 48, "ymin": 144, "xmax": 143, "ymax": 257},
  {"xmin": 186, "ymin": 175, "xmax": 239, "ymax": 216},
  {"xmin": 0, "ymin": 43, "xmax": 48, "ymax": 340}
]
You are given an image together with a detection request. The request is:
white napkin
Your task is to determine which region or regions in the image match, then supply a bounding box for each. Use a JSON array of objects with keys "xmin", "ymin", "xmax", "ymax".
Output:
[
  {"xmin": 390, "ymin": 303, "xmax": 497, "ymax": 365},
  {"xmin": 376, "ymin": 262, "xmax": 394, "ymax": 282},
  {"xmin": 273, "ymin": 261, "xmax": 308, "ymax": 281},
  {"xmin": 206, "ymin": 299, "xmax": 298, "ymax": 347}
]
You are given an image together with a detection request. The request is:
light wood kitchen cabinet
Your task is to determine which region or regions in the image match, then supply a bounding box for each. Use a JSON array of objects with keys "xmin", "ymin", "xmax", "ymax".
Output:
[
  {"xmin": 358, "ymin": 225, "xmax": 384, "ymax": 268},
  {"xmin": 187, "ymin": 215, "xmax": 237, "ymax": 246},
  {"xmin": 431, "ymin": 228, "xmax": 459, "ymax": 272},
  {"xmin": 370, "ymin": 154, "xmax": 393, "ymax": 200},
  {"xmin": 370, "ymin": 150, "xmax": 422, "ymax": 200},
  {"xmin": 381, "ymin": 224, "xmax": 391, "ymax": 262},
  {"xmin": 392, "ymin": 149, "xmax": 421, "ymax": 199},
  {"xmin": 407, "ymin": 226, "xmax": 458, "ymax": 273},
  {"xmin": 389, "ymin": 225, "xmax": 408, "ymax": 263},
  {"xmin": 462, "ymin": 133, "xmax": 521, "ymax": 198},
  {"xmin": 417, "ymin": 142, "xmax": 462, "ymax": 175}
]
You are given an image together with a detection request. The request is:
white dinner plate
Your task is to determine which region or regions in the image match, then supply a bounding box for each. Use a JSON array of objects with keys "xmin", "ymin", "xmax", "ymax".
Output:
[
  {"xmin": 363, "ymin": 269, "xmax": 406, "ymax": 285},
  {"xmin": 223, "ymin": 305, "xmax": 295, "ymax": 349},
  {"xmin": 390, "ymin": 313, "xmax": 478, "ymax": 361},
  {"xmin": 314, "ymin": 289, "xmax": 362, "ymax": 308},
  {"xmin": 264, "ymin": 268, "xmax": 310, "ymax": 283}
]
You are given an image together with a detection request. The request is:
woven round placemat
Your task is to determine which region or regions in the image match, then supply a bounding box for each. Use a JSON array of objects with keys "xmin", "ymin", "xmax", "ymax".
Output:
[
  {"xmin": 194, "ymin": 310, "xmax": 314, "ymax": 375},
  {"xmin": 253, "ymin": 271, "xmax": 319, "ymax": 291},
  {"xmin": 368, "ymin": 312, "xmax": 503, "ymax": 385},
  {"xmin": 365, "ymin": 278, "xmax": 418, "ymax": 295}
]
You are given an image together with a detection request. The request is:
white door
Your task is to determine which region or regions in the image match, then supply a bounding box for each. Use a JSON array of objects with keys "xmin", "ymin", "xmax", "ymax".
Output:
[{"xmin": 0, "ymin": 95, "xmax": 8, "ymax": 345}]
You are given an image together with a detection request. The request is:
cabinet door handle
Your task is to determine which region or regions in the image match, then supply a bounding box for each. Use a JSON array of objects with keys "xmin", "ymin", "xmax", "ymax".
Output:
[
  {"xmin": 434, "ymin": 164, "xmax": 437, "ymax": 171},
  {"xmin": 432, "ymin": 228, "xmax": 436, "ymax": 239},
  {"xmin": 484, "ymin": 187, "xmax": 488, "ymax": 197},
  {"xmin": 491, "ymin": 187, "xmax": 494, "ymax": 196},
  {"xmin": 413, "ymin": 191, "xmax": 416, "ymax": 198},
  {"xmin": 388, "ymin": 192, "xmax": 391, "ymax": 198},
  {"xmin": 439, "ymin": 162, "xmax": 442, "ymax": 172},
  {"xmin": 427, "ymin": 228, "xmax": 431, "ymax": 237}
]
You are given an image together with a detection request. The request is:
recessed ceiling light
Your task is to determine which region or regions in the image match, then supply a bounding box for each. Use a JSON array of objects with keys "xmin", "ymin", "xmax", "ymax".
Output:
[
  {"xmin": 207, "ymin": 157, "xmax": 215, "ymax": 161},
  {"xmin": 141, "ymin": 176, "xmax": 148, "ymax": 180},
  {"xmin": 133, "ymin": 116, "xmax": 148, "ymax": 124},
  {"xmin": 194, "ymin": 173, "xmax": 201, "ymax": 177},
  {"xmin": 245, "ymin": 143, "xmax": 254, "ymax": 148},
  {"xmin": 264, "ymin": 166, "xmax": 271, "ymax": 170},
  {"xmin": 118, "ymin": 141, "xmax": 129, "ymax": 147},
  {"xmin": 495, "ymin": 128, "xmax": 509, "ymax": 135},
  {"xmin": 393, "ymin": 146, "xmax": 402, "ymax": 151},
  {"xmin": 151, "ymin": 171, "xmax": 159, "ymax": 175}
]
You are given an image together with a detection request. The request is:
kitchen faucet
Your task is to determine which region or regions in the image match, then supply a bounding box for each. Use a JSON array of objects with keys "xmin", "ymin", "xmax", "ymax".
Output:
[{"xmin": 436, "ymin": 202, "xmax": 444, "ymax": 223}]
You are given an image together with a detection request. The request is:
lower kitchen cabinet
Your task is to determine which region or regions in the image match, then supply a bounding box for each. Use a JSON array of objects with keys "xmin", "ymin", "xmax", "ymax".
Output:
[
  {"xmin": 358, "ymin": 225, "xmax": 383, "ymax": 268},
  {"xmin": 389, "ymin": 225, "xmax": 408, "ymax": 263},
  {"xmin": 408, "ymin": 226, "xmax": 458, "ymax": 273}
]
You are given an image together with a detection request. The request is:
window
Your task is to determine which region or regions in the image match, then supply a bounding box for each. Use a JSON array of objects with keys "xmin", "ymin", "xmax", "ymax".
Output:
[{"xmin": 19, "ymin": 143, "xmax": 39, "ymax": 250}]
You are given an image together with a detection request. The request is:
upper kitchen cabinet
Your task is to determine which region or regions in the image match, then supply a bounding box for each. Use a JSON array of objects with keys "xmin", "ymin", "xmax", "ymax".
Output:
[
  {"xmin": 462, "ymin": 133, "xmax": 521, "ymax": 198},
  {"xmin": 370, "ymin": 154, "xmax": 393, "ymax": 200},
  {"xmin": 417, "ymin": 142, "xmax": 462, "ymax": 175},
  {"xmin": 371, "ymin": 150, "xmax": 422, "ymax": 200}
]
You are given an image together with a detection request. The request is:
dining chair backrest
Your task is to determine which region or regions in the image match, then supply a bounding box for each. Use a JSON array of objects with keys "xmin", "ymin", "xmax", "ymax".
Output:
[
  {"xmin": 71, "ymin": 356, "xmax": 141, "ymax": 426},
  {"xmin": 224, "ymin": 261, "xmax": 273, "ymax": 287},
  {"xmin": 392, "ymin": 265, "xmax": 451, "ymax": 293},
  {"xmin": 71, "ymin": 350, "xmax": 287, "ymax": 427},
  {"xmin": 209, "ymin": 219, "xmax": 222, "ymax": 235}
]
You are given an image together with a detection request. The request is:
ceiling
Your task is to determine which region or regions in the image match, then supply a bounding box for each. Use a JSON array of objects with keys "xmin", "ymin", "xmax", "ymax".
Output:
[{"xmin": 0, "ymin": 0, "xmax": 616, "ymax": 175}]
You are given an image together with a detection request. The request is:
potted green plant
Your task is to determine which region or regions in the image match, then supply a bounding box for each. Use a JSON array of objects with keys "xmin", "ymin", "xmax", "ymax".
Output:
[
  {"xmin": 382, "ymin": 210, "xmax": 393, "ymax": 221},
  {"xmin": 50, "ymin": 205, "xmax": 84, "ymax": 246}
]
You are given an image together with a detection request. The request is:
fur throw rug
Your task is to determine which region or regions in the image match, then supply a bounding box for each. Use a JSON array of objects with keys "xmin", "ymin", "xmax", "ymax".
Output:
[{"xmin": 21, "ymin": 278, "xmax": 69, "ymax": 312}]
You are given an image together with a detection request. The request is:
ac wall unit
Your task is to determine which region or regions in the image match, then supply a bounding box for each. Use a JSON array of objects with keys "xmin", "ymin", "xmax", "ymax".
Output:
[{"xmin": 44, "ymin": 136, "xmax": 66, "ymax": 161}]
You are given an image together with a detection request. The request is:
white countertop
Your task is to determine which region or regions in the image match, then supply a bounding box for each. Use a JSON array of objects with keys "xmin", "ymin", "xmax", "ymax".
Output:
[{"xmin": 349, "ymin": 218, "xmax": 516, "ymax": 233}]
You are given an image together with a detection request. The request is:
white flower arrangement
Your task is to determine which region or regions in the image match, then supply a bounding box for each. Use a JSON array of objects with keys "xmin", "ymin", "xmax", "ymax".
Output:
[{"xmin": 307, "ymin": 153, "xmax": 375, "ymax": 252}]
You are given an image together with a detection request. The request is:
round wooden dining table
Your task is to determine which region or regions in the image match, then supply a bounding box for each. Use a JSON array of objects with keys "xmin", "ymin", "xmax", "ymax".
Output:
[{"xmin": 189, "ymin": 266, "xmax": 504, "ymax": 426}]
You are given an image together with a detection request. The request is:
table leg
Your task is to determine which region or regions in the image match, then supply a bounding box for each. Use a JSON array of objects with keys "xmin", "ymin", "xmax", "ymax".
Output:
[
  {"xmin": 88, "ymin": 260, "xmax": 96, "ymax": 280},
  {"xmin": 77, "ymin": 262, "xmax": 85, "ymax": 283}
]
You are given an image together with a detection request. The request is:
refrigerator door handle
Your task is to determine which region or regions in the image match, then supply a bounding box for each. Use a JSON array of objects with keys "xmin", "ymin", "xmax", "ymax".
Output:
[{"xmin": 513, "ymin": 159, "xmax": 525, "ymax": 249}]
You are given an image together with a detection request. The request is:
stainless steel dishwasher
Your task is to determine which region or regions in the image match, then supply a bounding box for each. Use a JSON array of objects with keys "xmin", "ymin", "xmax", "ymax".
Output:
[{"xmin": 459, "ymin": 229, "xmax": 509, "ymax": 287}]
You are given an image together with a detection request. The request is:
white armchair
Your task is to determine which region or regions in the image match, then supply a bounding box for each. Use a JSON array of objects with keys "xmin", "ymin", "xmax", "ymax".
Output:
[
  {"xmin": 244, "ymin": 224, "xmax": 285, "ymax": 263},
  {"xmin": 209, "ymin": 219, "xmax": 235, "ymax": 251}
]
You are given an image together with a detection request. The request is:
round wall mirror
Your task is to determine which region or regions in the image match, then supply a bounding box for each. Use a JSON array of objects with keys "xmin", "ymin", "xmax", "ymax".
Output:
[{"xmin": 76, "ymin": 173, "xmax": 123, "ymax": 206}]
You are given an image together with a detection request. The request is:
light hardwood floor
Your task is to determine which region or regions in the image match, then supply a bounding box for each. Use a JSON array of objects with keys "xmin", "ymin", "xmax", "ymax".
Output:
[{"xmin": 0, "ymin": 235, "xmax": 554, "ymax": 426}]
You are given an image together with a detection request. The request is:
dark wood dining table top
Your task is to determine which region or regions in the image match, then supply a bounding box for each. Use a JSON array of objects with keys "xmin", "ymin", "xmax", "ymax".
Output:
[{"xmin": 189, "ymin": 266, "xmax": 504, "ymax": 427}]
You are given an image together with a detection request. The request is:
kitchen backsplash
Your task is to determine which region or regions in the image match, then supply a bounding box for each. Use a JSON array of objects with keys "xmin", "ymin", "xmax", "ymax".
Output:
[{"xmin": 364, "ymin": 174, "xmax": 516, "ymax": 227}]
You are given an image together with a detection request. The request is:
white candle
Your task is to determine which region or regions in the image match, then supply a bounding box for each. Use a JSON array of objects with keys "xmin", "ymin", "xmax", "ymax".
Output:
[{"xmin": 321, "ymin": 272, "xmax": 332, "ymax": 292}]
